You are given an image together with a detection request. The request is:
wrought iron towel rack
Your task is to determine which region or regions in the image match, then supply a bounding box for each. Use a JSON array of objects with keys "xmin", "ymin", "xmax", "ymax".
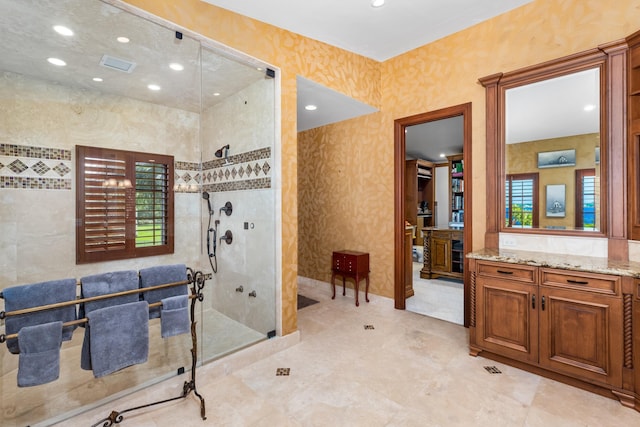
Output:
[{"xmin": 0, "ymin": 267, "xmax": 207, "ymax": 426}]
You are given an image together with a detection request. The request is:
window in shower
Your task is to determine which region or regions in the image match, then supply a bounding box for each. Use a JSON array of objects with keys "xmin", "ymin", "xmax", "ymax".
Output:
[{"xmin": 75, "ymin": 145, "xmax": 174, "ymax": 263}]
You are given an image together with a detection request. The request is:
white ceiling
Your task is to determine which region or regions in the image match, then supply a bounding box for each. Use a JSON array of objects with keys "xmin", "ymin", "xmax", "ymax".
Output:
[
  {"xmin": 201, "ymin": 0, "xmax": 532, "ymax": 62},
  {"xmin": 297, "ymin": 77, "xmax": 378, "ymax": 132},
  {"xmin": 0, "ymin": 0, "xmax": 266, "ymax": 113}
]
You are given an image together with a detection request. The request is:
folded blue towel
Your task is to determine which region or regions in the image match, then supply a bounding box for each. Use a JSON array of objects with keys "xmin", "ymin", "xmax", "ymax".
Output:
[
  {"xmin": 161, "ymin": 295, "xmax": 190, "ymax": 338},
  {"xmin": 79, "ymin": 270, "xmax": 139, "ymax": 370},
  {"xmin": 140, "ymin": 264, "xmax": 188, "ymax": 319},
  {"xmin": 3, "ymin": 278, "xmax": 77, "ymax": 354},
  {"xmin": 18, "ymin": 321, "xmax": 63, "ymax": 387},
  {"xmin": 87, "ymin": 301, "xmax": 149, "ymax": 378}
]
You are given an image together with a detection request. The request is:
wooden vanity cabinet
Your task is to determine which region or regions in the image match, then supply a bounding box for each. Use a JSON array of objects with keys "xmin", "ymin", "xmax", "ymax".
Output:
[
  {"xmin": 474, "ymin": 261, "xmax": 538, "ymax": 364},
  {"xmin": 472, "ymin": 260, "xmax": 625, "ymax": 390},
  {"xmin": 538, "ymin": 269, "xmax": 623, "ymax": 388}
]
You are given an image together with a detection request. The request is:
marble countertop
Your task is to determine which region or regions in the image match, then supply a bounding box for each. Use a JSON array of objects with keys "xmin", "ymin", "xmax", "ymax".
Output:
[
  {"xmin": 422, "ymin": 226, "xmax": 464, "ymax": 231},
  {"xmin": 467, "ymin": 248, "xmax": 640, "ymax": 278}
]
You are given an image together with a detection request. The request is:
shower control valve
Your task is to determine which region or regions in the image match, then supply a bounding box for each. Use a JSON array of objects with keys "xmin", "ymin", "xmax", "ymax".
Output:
[{"xmin": 220, "ymin": 230, "xmax": 233, "ymax": 244}]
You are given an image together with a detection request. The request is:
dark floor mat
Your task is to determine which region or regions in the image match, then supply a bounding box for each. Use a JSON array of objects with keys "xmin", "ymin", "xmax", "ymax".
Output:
[{"xmin": 297, "ymin": 294, "xmax": 319, "ymax": 310}]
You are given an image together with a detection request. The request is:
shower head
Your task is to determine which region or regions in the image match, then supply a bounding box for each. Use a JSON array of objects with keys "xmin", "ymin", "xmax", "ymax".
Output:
[
  {"xmin": 202, "ymin": 191, "xmax": 212, "ymax": 214},
  {"xmin": 215, "ymin": 144, "xmax": 230, "ymax": 158}
]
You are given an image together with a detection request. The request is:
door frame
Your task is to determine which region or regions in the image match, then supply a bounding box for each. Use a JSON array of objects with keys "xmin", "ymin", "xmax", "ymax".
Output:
[{"xmin": 393, "ymin": 102, "xmax": 472, "ymax": 327}]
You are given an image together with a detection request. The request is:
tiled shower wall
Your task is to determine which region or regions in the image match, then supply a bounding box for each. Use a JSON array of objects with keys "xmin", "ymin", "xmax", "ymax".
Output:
[
  {"xmin": 0, "ymin": 71, "xmax": 202, "ymax": 286},
  {"xmin": 199, "ymin": 78, "xmax": 277, "ymax": 337}
]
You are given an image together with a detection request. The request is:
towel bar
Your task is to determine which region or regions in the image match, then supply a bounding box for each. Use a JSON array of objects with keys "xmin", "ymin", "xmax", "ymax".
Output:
[
  {"xmin": 0, "ymin": 279, "xmax": 190, "ymax": 319},
  {"xmin": 0, "ymin": 294, "xmax": 197, "ymax": 343}
]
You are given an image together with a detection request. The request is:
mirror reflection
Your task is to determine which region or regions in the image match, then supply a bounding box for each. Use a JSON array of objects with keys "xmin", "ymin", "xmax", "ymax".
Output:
[{"xmin": 504, "ymin": 68, "xmax": 601, "ymax": 231}]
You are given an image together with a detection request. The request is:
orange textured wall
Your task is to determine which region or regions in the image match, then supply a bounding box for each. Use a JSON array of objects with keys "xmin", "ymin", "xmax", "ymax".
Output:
[{"xmin": 123, "ymin": 0, "xmax": 380, "ymax": 334}]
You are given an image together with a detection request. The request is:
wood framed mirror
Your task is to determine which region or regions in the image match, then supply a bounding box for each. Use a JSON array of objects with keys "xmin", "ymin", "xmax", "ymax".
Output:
[{"xmin": 480, "ymin": 40, "xmax": 628, "ymax": 260}]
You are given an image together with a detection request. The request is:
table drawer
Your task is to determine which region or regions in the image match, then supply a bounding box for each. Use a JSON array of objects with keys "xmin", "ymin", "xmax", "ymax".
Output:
[
  {"xmin": 476, "ymin": 261, "xmax": 536, "ymax": 283},
  {"xmin": 332, "ymin": 251, "xmax": 369, "ymax": 274},
  {"xmin": 540, "ymin": 268, "xmax": 620, "ymax": 296}
]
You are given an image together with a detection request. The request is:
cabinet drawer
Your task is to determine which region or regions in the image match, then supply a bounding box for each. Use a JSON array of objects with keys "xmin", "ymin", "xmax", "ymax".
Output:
[
  {"xmin": 540, "ymin": 268, "xmax": 620, "ymax": 296},
  {"xmin": 476, "ymin": 261, "xmax": 536, "ymax": 283},
  {"xmin": 432, "ymin": 230, "xmax": 451, "ymax": 239}
]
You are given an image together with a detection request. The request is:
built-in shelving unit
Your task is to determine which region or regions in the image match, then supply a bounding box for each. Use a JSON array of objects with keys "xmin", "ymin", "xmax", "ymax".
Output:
[
  {"xmin": 405, "ymin": 159, "xmax": 434, "ymax": 246},
  {"xmin": 447, "ymin": 154, "xmax": 464, "ymax": 227},
  {"xmin": 628, "ymin": 30, "xmax": 640, "ymax": 240}
]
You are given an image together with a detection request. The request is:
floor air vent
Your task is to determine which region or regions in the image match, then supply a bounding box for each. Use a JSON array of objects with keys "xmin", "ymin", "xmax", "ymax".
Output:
[
  {"xmin": 484, "ymin": 366, "xmax": 502, "ymax": 374},
  {"xmin": 276, "ymin": 368, "xmax": 290, "ymax": 376},
  {"xmin": 100, "ymin": 54, "xmax": 137, "ymax": 73}
]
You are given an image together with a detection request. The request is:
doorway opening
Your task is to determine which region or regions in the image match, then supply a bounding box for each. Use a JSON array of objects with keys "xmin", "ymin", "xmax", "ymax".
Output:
[{"xmin": 393, "ymin": 103, "xmax": 472, "ymax": 327}]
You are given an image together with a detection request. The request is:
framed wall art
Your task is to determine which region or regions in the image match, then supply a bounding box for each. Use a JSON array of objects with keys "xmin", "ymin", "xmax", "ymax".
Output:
[
  {"xmin": 546, "ymin": 184, "xmax": 566, "ymax": 217},
  {"xmin": 537, "ymin": 149, "xmax": 576, "ymax": 168}
]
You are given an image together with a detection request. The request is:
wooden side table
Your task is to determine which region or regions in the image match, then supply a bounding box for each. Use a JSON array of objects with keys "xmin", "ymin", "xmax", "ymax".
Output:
[{"xmin": 331, "ymin": 250, "xmax": 370, "ymax": 306}]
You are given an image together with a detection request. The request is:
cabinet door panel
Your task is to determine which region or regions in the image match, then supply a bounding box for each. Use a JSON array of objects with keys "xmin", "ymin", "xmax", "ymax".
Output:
[
  {"xmin": 477, "ymin": 277, "xmax": 538, "ymax": 363},
  {"xmin": 539, "ymin": 287, "xmax": 622, "ymax": 387},
  {"xmin": 431, "ymin": 238, "xmax": 451, "ymax": 272}
]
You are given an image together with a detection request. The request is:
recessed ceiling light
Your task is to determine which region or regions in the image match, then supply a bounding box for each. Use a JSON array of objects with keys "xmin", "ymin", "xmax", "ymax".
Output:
[
  {"xmin": 147, "ymin": 84, "xmax": 161, "ymax": 91},
  {"xmin": 169, "ymin": 63, "xmax": 184, "ymax": 71},
  {"xmin": 440, "ymin": 153, "xmax": 446, "ymax": 158},
  {"xmin": 93, "ymin": 77, "xmax": 103, "ymax": 82},
  {"xmin": 257, "ymin": 67, "xmax": 263, "ymax": 71},
  {"xmin": 53, "ymin": 25, "xmax": 73, "ymax": 36},
  {"xmin": 117, "ymin": 36, "xmax": 130, "ymax": 43},
  {"xmin": 213, "ymin": 92, "xmax": 221, "ymax": 96},
  {"xmin": 47, "ymin": 57, "xmax": 66, "ymax": 66},
  {"xmin": 305, "ymin": 105, "xmax": 317, "ymax": 111},
  {"xmin": 371, "ymin": 0, "xmax": 385, "ymax": 8},
  {"xmin": 584, "ymin": 104, "xmax": 596, "ymax": 111}
]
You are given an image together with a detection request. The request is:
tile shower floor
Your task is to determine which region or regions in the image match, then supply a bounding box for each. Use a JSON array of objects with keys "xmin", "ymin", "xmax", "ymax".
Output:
[{"xmin": 56, "ymin": 280, "xmax": 640, "ymax": 427}]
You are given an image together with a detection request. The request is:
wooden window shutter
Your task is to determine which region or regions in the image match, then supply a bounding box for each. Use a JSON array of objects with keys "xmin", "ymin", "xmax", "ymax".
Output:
[{"xmin": 76, "ymin": 146, "xmax": 174, "ymax": 264}]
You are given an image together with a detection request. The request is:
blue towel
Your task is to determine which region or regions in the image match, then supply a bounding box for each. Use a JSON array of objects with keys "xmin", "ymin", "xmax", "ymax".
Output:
[
  {"xmin": 87, "ymin": 301, "xmax": 149, "ymax": 378},
  {"xmin": 17, "ymin": 321, "xmax": 63, "ymax": 387},
  {"xmin": 79, "ymin": 270, "xmax": 139, "ymax": 370},
  {"xmin": 161, "ymin": 295, "xmax": 190, "ymax": 338},
  {"xmin": 140, "ymin": 264, "xmax": 188, "ymax": 319},
  {"xmin": 3, "ymin": 278, "xmax": 77, "ymax": 354}
]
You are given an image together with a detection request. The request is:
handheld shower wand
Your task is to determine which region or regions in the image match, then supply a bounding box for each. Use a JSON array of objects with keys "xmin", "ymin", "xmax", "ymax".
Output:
[
  {"xmin": 202, "ymin": 191, "xmax": 218, "ymax": 273},
  {"xmin": 202, "ymin": 191, "xmax": 213, "ymax": 215}
]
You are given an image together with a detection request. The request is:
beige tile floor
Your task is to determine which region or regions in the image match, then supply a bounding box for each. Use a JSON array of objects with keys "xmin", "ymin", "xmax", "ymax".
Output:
[
  {"xmin": 405, "ymin": 262, "xmax": 464, "ymax": 325},
  {"xmin": 54, "ymin": 280, "xmax": 640, "ymax": 427}
]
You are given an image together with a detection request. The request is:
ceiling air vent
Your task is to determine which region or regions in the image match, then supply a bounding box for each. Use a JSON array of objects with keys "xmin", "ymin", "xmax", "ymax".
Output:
[{"xmin": 99, "ymin": 54, "xmax": 136, "ymax": 73}]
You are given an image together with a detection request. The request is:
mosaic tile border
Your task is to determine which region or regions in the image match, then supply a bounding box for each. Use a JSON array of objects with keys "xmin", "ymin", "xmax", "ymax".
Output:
[
  {"xmin": 1, "ymin": 144, "xmax": 273, "ymax": 193},
  {"xmin": 0, "ymin": 144, "xmax": 71, "ymax": 160},
  {"xmin": 0, "ymin": 144, "xmax": 72, "ymax": 190},
  {"xmin": 174, "ymin": 161, "xmax": 201, "ymax": 193},
  {"xmin": 1, "ymin": 176, "xmax": 71, "ymax": 190},
  {"xmin": 201, "ymin": 147, "xmax": 272, "ymax": 193}
]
